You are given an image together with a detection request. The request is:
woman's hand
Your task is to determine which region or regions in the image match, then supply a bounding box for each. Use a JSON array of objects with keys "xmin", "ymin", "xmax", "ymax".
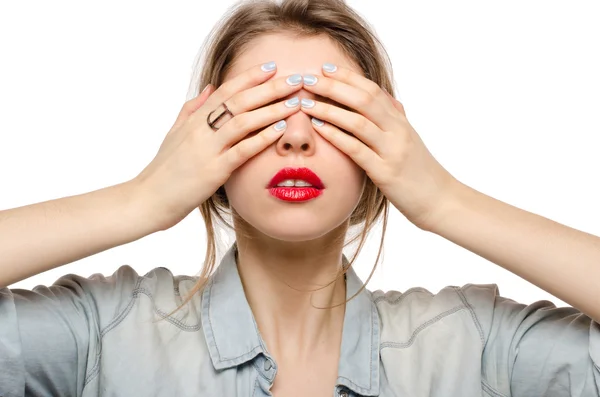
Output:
[
  {"xmin": 133, "ymin": 62, "xmax": 304, "ymax": 231},
  {"xmin": 300, "ymin": 64, "xmax": 460, "ymax": 231}
]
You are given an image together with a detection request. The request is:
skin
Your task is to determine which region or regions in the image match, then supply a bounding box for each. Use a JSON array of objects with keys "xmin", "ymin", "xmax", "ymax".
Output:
[
  {"xmin": 221, "ymin": 33, "xmax": 366, "ymax": 393},
  {"xmin": 204, "ymin": 28, "xmax": 600, "ymax": 397}
]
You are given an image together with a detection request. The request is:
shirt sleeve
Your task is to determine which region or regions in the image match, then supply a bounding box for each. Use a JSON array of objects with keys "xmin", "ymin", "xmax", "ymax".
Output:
[
  {"xmin": 0, "ymin": 265, "xmax": 140, "ymax": 397},
  {"xmin": 461, "ymin": 283, "xmax": 600, "ymax": 396}
]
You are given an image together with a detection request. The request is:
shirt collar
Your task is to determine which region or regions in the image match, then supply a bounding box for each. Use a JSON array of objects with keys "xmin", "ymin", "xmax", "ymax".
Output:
[{"xmin": 201, "ymin": 241, "xmax": 380, "ymax": 396}]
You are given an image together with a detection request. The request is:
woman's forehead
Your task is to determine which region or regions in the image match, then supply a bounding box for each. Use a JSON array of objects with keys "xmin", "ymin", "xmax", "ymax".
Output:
[{"xmin": 225, "ymin": 33, "xmax": 362, "ymax": 81}]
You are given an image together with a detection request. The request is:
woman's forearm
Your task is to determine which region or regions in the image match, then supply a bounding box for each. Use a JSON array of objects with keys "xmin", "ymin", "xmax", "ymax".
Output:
[
  {"xmin": 429, "ymin": 181, "xmax": 600, "ymax": 323},
  {"xmin": 0, "ymin": 180, "xmax": 159, "ymax": 288}
]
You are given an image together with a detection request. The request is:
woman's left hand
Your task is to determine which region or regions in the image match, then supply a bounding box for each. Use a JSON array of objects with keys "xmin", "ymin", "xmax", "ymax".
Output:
[{"xmin": 300, "ymin": 64, "xmax": 461, "ymax": 231}]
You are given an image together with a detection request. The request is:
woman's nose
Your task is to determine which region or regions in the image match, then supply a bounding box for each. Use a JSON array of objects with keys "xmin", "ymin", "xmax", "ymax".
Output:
[{"xmin": 274, "ymin": 110, "xmax": 317, "ymax": 156}]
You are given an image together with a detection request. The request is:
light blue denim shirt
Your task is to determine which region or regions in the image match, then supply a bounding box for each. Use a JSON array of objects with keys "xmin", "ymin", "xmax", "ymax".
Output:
[{"xmin": 1, "ymin": 241, "xmax": 599, "ymax": 396}]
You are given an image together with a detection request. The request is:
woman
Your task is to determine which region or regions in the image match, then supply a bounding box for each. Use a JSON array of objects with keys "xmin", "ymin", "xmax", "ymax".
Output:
[{"xmin": 1, "ymin": 0, "xmax": 599, "ymax": 396}]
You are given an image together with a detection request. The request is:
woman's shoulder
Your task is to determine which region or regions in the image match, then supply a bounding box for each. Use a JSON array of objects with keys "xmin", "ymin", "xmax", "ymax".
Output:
[
  {"xmin": 368, "ymin": 281, "xmax": 581, "ymax": 349},
  {"xmin": 81, "ymin": 264, "xmax": 199, "ymax": 295},
  {"xmin": 370, "ymin": 282, "xmax": 500, "ymax": 310},
  {"xmin": 45, "ymin": 264, "xmax": 203, "ymax": 327},
  {"xmin": 369, "ymin": 283, "xmax": 502, "ymax": 342}
]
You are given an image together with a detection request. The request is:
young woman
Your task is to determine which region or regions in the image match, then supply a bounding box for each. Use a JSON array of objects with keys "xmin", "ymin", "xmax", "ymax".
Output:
[{"xmin": 1, "ymin": 0, "xmax": 599, "ymax": 396}]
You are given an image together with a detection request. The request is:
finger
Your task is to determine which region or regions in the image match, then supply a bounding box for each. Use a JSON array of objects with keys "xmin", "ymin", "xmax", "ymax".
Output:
[
  {"xmin": 223, "ymin": 120, "xmax": 288, "ymax": 170},
  {"xmin": 303, "ymin": 66, "xmax": 396, "ymax": 131},
  {"xmin": 202, "ymin": 61, "xmax": 279, "ymax": 113},
  {"xmin": 217, "ymin": 96, "xmax": 301, "ymax": 148},
  {"xmin": 299, "ymin": 99, "xmax": 382, "ymax": 151},
  {"xmin": 309, "ymin": 117, "xmax": 382, "ymax": 174},
  {"xmin": 171, "ymin": 84, "xmax": 214, "ymax": 130},
  {"xmin": 224, "ymin": 73, "xmax": 304, "ymax": 116},
  {"xmin": 204, "ymin": 73, "xmax": 303, "ymax": 131},
  {"xmin": 322, "ymin": 63, "xmax": 397, "ymax": 114}
]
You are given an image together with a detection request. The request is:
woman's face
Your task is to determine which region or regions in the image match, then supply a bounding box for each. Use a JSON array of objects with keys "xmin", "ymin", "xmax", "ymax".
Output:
[{"xmin": 222, "ymin": 33, "xmax": 367, "ymax": 242}]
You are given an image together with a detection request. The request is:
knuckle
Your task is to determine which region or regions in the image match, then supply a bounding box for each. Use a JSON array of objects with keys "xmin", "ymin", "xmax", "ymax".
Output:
[
  {"xmin": 217, "ymin": 80, "xmax": 234, "ymax": 99},
  {"xmin": 259, "ymin": 129, "xmax": 273, "ymax": 144},
  {"xmin": 225, "ymin": 95, "xmax": 238, "ymax": 111},
  {"xmin": 356, "ymin": 93, "xmax": 373, "ymax": 108},
  {"xmin": 228, "ymin": 115, "xmax": 243, "ymax": 131},
  {"xmin": 251, "ymin": 67, "xmax": 267, "ymax": 83},
  {"xmin": 323, "ymin": 84, "xmax": 336, "ymax": 100},
  {"xmin": 256, "ymin": 104, "xmax": 282, "ymax": 127},
  {"xmin": 242, "ymin": 69, "xmax": 266, "ymax": 90},
  {"xmin": 347, "ymin": 141, "xmax": 360, "ymax": 157},
  {"xmin": 231, "ymin": 142, "xmax": 244, "ymax": 161},
  {"xmin": 272, "ymin": 77, "xmax": 285, "ymax": 91},
  {"xmin": 182, "ymin": 100, "xmax": 195, "ymax": 112},
  {"xmin": 278, "ymin": 98, "xmax": 293, "ymax": 113},
  {"xmin": 366, "ymin": 81, "xmax": 381, "ymax": 97},
  {"xmin": 234, "ymin": 140, "xmax": 252, "ymax": 160},
  {"xmin": 321, "ymin": 104, "xmax": 333, "ymax": 119},
  {"xmin": 269, "ymin": 105, "xmax": 281, "ymax": 120},
  {"xmin": 257, "ymin": 101, "xmax": 277, "ymax": 118},
  {"xmin": 354, "ymin": 114, "xmax": 367, "ymax": 131},
  {"xmin": 266, "ymin": 79, "xmax": 288, "ymax": 102}
]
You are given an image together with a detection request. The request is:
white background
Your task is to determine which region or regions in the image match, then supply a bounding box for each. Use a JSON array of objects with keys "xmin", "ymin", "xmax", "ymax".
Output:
[{"xmin": 1, "ymin": 1, "xmax": 599, "ymax": 309}]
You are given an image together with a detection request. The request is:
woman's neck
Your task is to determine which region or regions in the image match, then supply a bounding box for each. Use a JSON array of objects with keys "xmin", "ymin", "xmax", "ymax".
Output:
[{"xmin": 234, "ymin": 237, "xmax": 347, "ymax": 363}]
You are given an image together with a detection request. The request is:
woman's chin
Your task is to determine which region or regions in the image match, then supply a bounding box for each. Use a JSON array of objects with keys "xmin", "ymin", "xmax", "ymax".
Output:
[{"xmin": 252, "ymin": 217, "xmax": 342, "ymax": 243}]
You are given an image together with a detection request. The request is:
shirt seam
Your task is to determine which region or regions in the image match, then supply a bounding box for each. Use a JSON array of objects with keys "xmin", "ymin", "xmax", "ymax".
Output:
[
  {"xmin": 482, "ymin": 379, "xmax": 509, "ymax": 397},
  {"xmin": 206, "ymin": 270, "xmax": 266, "ymax": 365},
  {"xmin": 340, "ymin": 300, "xmax": 376, "ymax": 394},
  {"xmin": 380, "ymin": 305, "xmax": 466, "ymax": 349},
  {"xmin": 373, "ymin": 287, "xmax": 432, "ymax": 305},
  {"xmin": 453, "ymin": 285, "xmax": 508, "ymax": 397},
  {"xmin": 337, "ymin": 376, "xmax": 370, "ymax": 395},
  {"xmin": 82, "ymin": 274, "xmax": 145, "ymax": 387},
  {"xmin": 205, "ymin": 275, "xmax": 223, "ymax": 362},
  {"xmin": 220, "ymin": 346, "xmax": 264, "ymax": 363},
  {"xmin": 452, "ymin": 286, "xmax": 485, "ymax": 344},
  {"xmin": 82, "ymin": 275, "xmax": 203, "ymax": 387},
  {"xmin": 377, "ymin": 302, "xmax": 507, "ymax": 397},
  {"xmin": 252, "ymin": 377, "xmax": 259, "ymax": 397}
]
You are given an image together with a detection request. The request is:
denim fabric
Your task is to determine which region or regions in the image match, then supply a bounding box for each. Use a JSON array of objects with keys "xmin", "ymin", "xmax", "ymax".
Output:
[{"xmin": 1, "ymin": 241, "xmax": 599, "ymax": 396}]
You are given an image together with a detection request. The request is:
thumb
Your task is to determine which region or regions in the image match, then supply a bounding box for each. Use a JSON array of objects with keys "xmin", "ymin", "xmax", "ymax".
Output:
[{"xmin": 171, "ymin": 84, "xmax": 214, "ymax": 129}]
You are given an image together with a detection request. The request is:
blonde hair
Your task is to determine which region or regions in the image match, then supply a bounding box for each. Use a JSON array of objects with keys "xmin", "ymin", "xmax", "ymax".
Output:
[{"xmin": 159, "ymin": 0, "xmax": 394, "ymax": 321}]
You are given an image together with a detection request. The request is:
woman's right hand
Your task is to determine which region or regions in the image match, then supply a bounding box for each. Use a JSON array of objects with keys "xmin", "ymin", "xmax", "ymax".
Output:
[{"xmin": 132, "ymin": 62, "xmax": 303, "ymax": 231}]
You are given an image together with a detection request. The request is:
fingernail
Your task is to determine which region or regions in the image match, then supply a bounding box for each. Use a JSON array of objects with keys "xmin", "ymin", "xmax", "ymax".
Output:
[
  {"xmin": 285, "ymin": 97, "xmax": 300, "ymax": 107},
  {"xmin": 301, "ymin": 98, "xmax": 315, "ymax": 108},
  {"xmin": 200, "ymin": 85, "xmax": 210, "ymax": 95},
  {"xmin": 303, "ymin": 74, "xmax": 318, "ymax": 86},
  {"xmin": 286, "ymin": 74, "xmax": 303, "ymax": 86},
  {"xmin": 261, "ymin": 61, "xmax": 276, "ymax": 72},
  {"xmin": 274, "ymin": 120, "xmax": 287, "ymax": 131},
  {"xmin": 323, "ymin": 63, "xmax": 337, "ymax": 73},
  {"xmin": 311, "ymin": 117, "xmax": 324, "ymax": 127}
]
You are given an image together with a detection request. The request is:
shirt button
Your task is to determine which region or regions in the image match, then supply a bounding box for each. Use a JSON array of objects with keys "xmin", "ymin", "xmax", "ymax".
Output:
[{"xmin": 264, "ymin": 359, "xmax": 273, "ymax": 371}]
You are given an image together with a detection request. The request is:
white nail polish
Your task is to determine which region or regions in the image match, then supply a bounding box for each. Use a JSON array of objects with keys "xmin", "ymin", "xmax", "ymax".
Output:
[{"xmin": 312, "ymin": 117, "xmax": 324, "ymax": 127}]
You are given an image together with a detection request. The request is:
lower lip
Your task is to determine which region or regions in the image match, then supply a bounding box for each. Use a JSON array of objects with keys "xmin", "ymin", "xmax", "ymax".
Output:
[{"xmin": 268, "ymin": 187, "xmax": 324, "ymax": 202}]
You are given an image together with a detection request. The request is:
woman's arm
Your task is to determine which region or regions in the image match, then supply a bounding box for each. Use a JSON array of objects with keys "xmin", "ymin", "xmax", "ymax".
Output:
[
  {"xmin": 0, "ymin": 180, "xmax": 158, "ymax": 288},
  {"xmin": 429, "ymin": 180, "xmax": 600, "ymax": 323}
]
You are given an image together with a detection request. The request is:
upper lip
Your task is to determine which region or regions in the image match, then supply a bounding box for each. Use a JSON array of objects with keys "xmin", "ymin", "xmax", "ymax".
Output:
[{"xmin": 267, "ymin": 167, "xmax": 325, "ymax": 189}]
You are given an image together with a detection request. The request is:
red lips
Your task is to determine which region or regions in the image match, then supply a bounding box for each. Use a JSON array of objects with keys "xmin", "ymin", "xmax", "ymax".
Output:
[{"xmin": 267, "ymin": 167, "xmax": 325, "ymax": 189}]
